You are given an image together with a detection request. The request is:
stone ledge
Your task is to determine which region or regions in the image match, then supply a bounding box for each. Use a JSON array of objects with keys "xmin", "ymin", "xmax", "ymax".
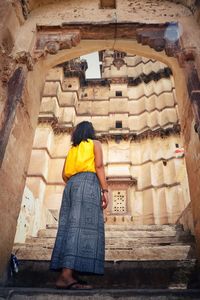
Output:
[{"xmin": 1, "ymin": 287, "xmax": 200, "ymax": 300}]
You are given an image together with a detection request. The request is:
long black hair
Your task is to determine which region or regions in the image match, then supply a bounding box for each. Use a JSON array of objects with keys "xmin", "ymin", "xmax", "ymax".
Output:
[{"xmin": 71, "ymin": 121, "xmax": 96, "ymax": 146}]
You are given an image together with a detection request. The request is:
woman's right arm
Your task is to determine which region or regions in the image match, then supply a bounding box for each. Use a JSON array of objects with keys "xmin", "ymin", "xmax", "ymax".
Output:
[
  {"xmin": 62, "ymin": 157, "xmax": 68, "ymax": 183},
  {"xmin": 94, "ymin": 140, "xmax": 109, "ymax": 209}
]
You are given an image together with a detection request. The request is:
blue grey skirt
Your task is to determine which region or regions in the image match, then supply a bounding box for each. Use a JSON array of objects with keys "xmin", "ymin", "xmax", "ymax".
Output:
[{"xmin": 50, "ymin": 172, "xmax": 105, "ymax": 274}]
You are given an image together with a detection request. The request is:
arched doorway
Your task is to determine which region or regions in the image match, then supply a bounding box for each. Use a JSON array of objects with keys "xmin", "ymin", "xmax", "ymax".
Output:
[{"xmin": 1, "ymin": 18, "xmax": 200, "ymax": 282}]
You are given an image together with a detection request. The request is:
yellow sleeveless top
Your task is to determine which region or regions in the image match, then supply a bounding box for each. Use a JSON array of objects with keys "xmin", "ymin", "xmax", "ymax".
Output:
[{"xmin": 64, "ymin": 139, "xmax": 96, "ymax": 178}]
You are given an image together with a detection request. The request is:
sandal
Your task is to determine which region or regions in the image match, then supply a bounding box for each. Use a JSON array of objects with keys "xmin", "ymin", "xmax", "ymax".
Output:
[{"xmin": 56, "ymin": 280, "xmax": 92, "ymax": 290}]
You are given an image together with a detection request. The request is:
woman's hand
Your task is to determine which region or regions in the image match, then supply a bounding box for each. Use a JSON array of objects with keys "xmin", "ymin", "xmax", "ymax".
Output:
[{"xmin": 102, "ymin": 191, "xmax": 109, "ymax": 209}]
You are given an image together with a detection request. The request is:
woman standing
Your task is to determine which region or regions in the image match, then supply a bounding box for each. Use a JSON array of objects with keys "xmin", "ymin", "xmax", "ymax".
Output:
[{"xmin": 50, "ymin": 121, "xmax": 108, "ymax": 289}]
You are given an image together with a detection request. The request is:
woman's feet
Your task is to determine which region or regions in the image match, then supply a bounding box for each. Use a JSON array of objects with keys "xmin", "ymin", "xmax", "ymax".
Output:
[
  {"xmin": 56, "ymin": 278, "xmax": 92, "ymax": 289},
  {"xmin": 56, "ymin": 274, "xmax": 76, "ymax": 289},
  {"xmin": 56, "ymin": 269, "xmax": 92, "ymax": 289}
]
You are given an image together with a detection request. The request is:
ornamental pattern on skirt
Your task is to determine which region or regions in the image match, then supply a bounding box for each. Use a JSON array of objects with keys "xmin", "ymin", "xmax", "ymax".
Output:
[{"xmin": 50, "ymin": 172, "xmax": 105, "ymax": 274}]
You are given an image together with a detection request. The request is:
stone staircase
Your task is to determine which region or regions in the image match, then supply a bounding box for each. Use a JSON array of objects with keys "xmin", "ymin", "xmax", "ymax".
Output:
[
  {"xmin": 13, "ymin": 224, "xmax": 195, "ymax": 262},
  {"xmin": 9, "ymin": 224, "xmax": 198, "ymax": 292}
]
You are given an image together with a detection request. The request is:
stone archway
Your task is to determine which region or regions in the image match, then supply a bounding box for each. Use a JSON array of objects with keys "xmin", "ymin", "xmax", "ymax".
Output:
[{"xmin": 1, "ymin": 19, "xmax": 200, "ymax": 282}]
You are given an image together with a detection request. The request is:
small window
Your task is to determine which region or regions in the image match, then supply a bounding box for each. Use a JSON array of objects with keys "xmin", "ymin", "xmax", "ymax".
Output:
[
  {"xmin": 175, "ymin": 143, "xmax": 179, "ymax": 148},
  {"xmin": 112, "ymin": 190, "xmax": 127, "ymax": 214},
  {"xmin": 100, "ymin": 0, "xmax": 116, "ymax": 8},
  {"xmin": 116, "ymin": 121, "xmax": 122, "ymax": 128},
  {"xmin": 116, "ymin": 91, "xmax": 122, "ymax": 97}
]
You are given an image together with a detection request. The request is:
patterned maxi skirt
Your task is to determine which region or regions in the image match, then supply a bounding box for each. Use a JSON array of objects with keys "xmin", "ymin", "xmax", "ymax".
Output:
[{"xmin": 50, "ymin": 172, "xmax": 105, "ymax": 274}]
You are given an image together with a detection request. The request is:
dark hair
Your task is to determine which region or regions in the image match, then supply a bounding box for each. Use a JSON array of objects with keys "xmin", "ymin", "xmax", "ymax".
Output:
[{"xmin": 71, "ymin": 121, "xmax": 96, "ymax": 146}]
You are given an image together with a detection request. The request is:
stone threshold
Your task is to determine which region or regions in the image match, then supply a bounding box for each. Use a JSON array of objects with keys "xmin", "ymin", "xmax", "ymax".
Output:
[{"xmin": 1, "ymin": 287, "xmax": 200, "ymax": 300}]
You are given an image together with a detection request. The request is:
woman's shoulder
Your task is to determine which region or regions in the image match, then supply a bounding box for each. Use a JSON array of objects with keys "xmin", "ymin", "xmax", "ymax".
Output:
[{"xmin": 93, "ymin": 139, "xmax": 102, "ymax": 148}]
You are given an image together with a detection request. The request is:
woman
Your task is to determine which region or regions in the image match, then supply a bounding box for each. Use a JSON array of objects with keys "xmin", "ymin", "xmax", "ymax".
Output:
[{"xmin": 50, "ymin": 121, "xmax": 109, "ymax": 289}]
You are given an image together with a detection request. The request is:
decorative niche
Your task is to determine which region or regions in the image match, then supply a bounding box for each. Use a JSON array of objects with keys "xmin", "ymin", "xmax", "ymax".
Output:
[{"xmin": 106, "ymin": 176, "xmax": 137, "ymax": 215}]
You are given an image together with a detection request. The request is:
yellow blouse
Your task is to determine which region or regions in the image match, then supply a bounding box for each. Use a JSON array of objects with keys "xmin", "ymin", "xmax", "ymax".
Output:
[{"xmin": 64, "ymin": 139, "xmax": 96, "ymax": 179}]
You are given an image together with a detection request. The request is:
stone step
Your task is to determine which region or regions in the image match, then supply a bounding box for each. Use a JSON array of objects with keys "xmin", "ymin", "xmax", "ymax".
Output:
[
  {"xmin": 46, "ymin": 224, "xmax": 179, "ymax": 231},
  {"xmin": 1, "ymin": 287, "xmax": 200, "ymax": 300},
  {"xmin": 13, "ymin": 244, "xmax": 194, "ymax": 261},
  {"xmin": 106, "ymin": 224, "xmax": 180, "ymax": 231},
  {"xmin": 105, "ymin": 245, "xmax": 193, "ymax": 260},
  {"xmin": 5, "ymin": 260, "xmax": 198, "ymax": 290},
  {"xmin": 23, "ymin": 236, "xmax": 180, "ymax": 247},
  {"xmin": 37, "ymin": 228, "xmax": 178, "ymax": 239}
]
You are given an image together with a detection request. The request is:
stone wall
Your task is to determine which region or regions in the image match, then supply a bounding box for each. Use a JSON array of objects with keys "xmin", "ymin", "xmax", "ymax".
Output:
[{"xmin": 14, "ymin": 186, "xmax": 56, "ymax": 243}]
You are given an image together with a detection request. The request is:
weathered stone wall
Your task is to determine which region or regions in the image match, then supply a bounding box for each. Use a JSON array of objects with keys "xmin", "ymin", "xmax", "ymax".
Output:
[
  {"xmin": 177, "ymin": 202, "xmax": 195, "ymax": 235},
  {"xmin": 14, "ymin": 186, "xmax": 56, "ymax": 243},
  {"xmin": 0, "ymin": 1, "xmax": 46, "ymax": 281}
]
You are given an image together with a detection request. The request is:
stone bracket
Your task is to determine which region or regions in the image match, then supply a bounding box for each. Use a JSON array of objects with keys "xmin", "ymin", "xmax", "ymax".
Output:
[
  {"xmin": 136, "ymin": 23, "xmax": 180, "ymax": 57},
  {"xmin": 176, "ymin": 47, "xmax": 196, "ymax": 68},
  {"xmin": 15, "ymin": 51, "xmax": 34, "ymax": 71},
  {"xmin": 34, "ymin": 27, "xmax": 81, "ymax": 58}
]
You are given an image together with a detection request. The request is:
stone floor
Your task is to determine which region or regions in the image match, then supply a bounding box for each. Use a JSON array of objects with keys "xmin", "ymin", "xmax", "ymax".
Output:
[{"xmin": 1, "ymin": 287, "xmax": 200, "ymax": 300}]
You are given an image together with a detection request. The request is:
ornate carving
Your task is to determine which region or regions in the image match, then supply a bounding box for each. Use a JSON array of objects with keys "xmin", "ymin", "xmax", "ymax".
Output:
[
  {"xmin": 53, "ymin": 124, "xmax": 73, "ymax": 135},
  {"xmin": 34, "ymin": 28, "xmax": 81, "ymax": 58},
  {"xmin": 45, "ymin": 42, "xmax": 60, "ymax": 55},
  {"xmin": 38, "ymin": 115, "xmax": 73, "ymax": 135},
  {"xmin": 136, "ymin": 23, "xmax": 180, "ymax": 57},
  {"xmin": 131, "ymin": 124, "xmax": 181, "ymax": 141},
  {"xmin": 113, "ymin": 51, "xmax": 126, "ymax": 70},
  {"xmin": 38, "ymin": 115, "xmax": 58, "ymax": 127},
  {"xmin": 20, "ymin": 0, "xmax": 30, "ymax": 19},
  {"xmin": 109, "ymin": 77, "xmax": 128, "ymax": 84},
  {"xmin": 15, "ymin": 51, "xmax": 34, "ymax": 71},
  {"xmin": 34, "ymin": 23, "xmax": 183, "ymax": 59},
  {"xmin": 98, "ymin": 125, "xmax": 181, "ymax": 142}
]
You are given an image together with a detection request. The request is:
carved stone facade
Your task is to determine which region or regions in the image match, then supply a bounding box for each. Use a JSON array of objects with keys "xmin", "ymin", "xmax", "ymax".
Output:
[{"xmin": 14, "ymin": 51, "xmax": 191, "ymax": 243}]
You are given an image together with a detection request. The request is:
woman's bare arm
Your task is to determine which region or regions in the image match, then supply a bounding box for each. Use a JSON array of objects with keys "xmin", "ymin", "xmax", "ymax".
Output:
[
  {"xmin": 94, "ymin": 140, "xmax": 108, "ymax": 190},
  {"xmin": 94, "ymin": 140, "xmax": 109, "ymax": 209},
  {"xmin": 62, "ymin": 158, "xmax": 68, "ymax": 183}
]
